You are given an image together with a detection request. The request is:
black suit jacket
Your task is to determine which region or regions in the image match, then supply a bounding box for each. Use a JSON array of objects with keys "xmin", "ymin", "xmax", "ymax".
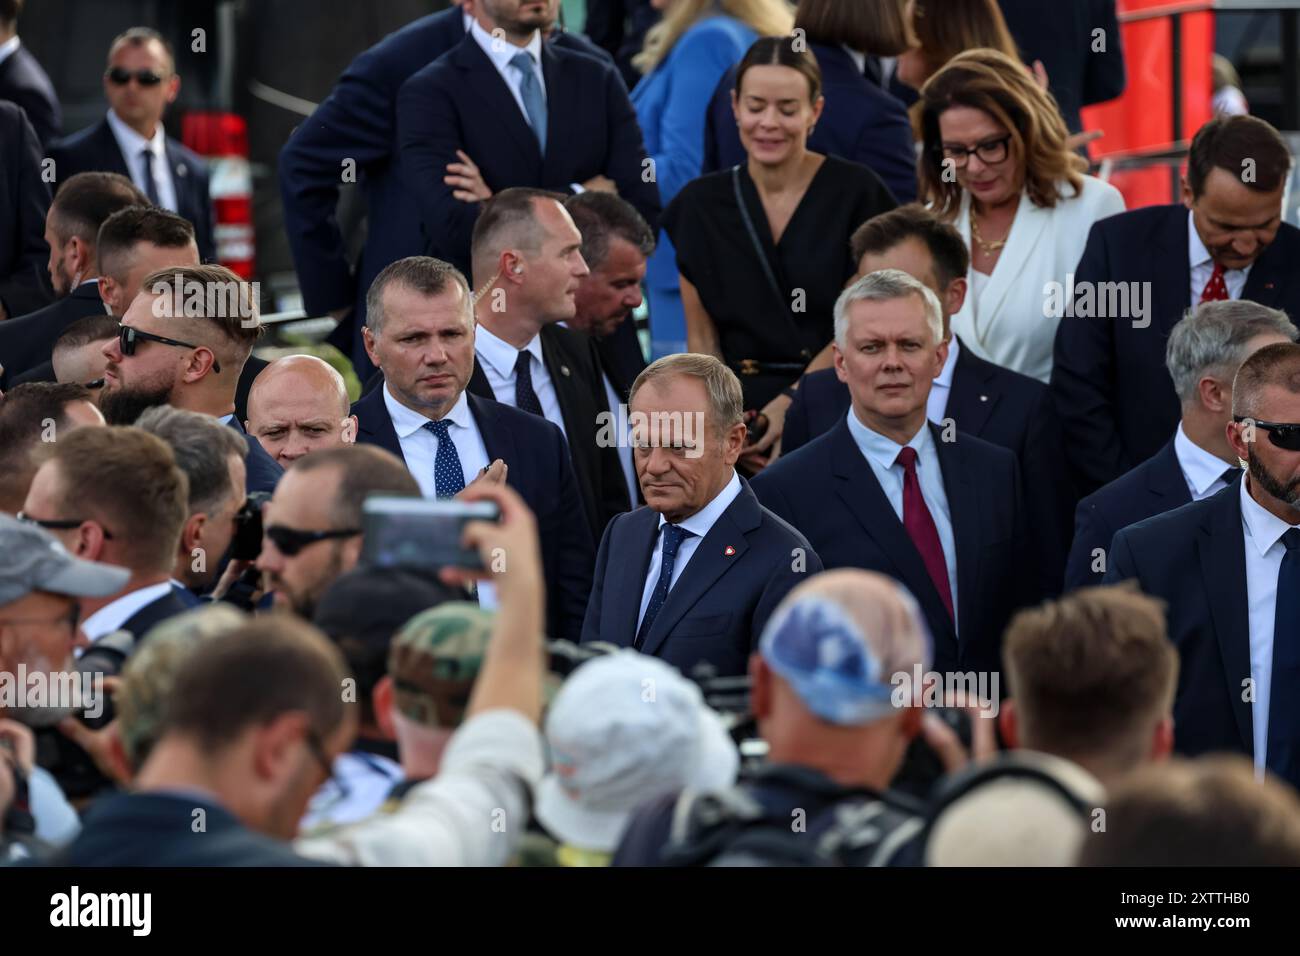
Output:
[
  {"xmin": 234, "ymin": 354, "xmax": 268, "ymax": 427},
  {"xmin": 585, "ymin": 0, "xmax": 658, "ymax": 89},
  {"xmin": 594, "ymin": 313, "xmax": 647, "ymax": 402},
  {"xmin": 49, "ymin": 118, "xmax": 216, "ymax": 263},
  {"xmin": 120, "ymin": 589, "xmax": 194, "ymax": 642},
  {"xmin": 1052, "ymin": 204, "xmax": 1300, "ymax": 494},
  {"xmin": 1065, "ymin": 438, "xmax": 1199, "ymax": 590},
  {"xmin": 226, "ymin": 415, "xmax": 282, "ymax": 495},
  {"xmin": 0, "ymin": 101, "xmax": 52, "ymax": 321},
  {"xmin": 1103, "ymin": 485, "xmax": 1258, "ymax": 767},
  {"xmin": 783, "ymin": 341, "xmax": 1073, "ymax": 594},
  {"xmin": 581, "ymin": 481, "xmax": 821, "ymax": 678},
  {"xmin": 468, "ymin": 324, "xmax": 629, "ymax": 536},
  {"xmin": 752, "ymin": 420, "xmax": 1036, "ymax": 676},
  {"xmin": 0, "ymin": 281, "xmax": 106, "ymax": 389},
  {"xmin": 352, "ymin": 386, "xmax": 594, "ymax": 641},
  {"xmin": 0, "ymin": 43, "xmax": 61, "ymax": 148},
  {"xmin": 397, "ymin": 34, "xmax": 659, "ymax": 277}
]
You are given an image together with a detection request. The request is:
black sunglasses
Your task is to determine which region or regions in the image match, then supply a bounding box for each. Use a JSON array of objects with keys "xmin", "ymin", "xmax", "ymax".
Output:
[
  {"xmin": 1234, "ymin": 416, "xmax": 1300, "ymax": 451},
  {"xmin": 266, "ymin": 524, "xmax": 361, "ymax": 557},
  {"xmin": 16, "ymin": 512, "xmax": 114, "ymax": 540},
  {"xmin": 105, "ymin": 67, "xmax": 164, "ymax": 86},
  {"xmin": 938, "ymin": 134, "xmax": 1012, "ymax": 168},
  {"xmin": 118, "ymin": 324, "xmax": 221, "ymax": 373}
]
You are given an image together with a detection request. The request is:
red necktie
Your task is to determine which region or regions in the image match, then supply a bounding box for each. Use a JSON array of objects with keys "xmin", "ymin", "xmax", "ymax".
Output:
[
  {"xmin": 1200, "ymin": 262, "xmax": 1229, "ymax": 303},
  {"xmin": 896, "ymin": 446, "xmax": 954, "ymax": 621}
]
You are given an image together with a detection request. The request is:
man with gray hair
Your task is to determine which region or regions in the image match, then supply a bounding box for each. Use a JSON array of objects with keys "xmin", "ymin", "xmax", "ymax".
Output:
[
  {"xmin": 581, "ymin": 352, "xmax": 821, "ymax": 678},
  {"xmin": 753, "ymin": 269, "xmax": 1036, "ymax": 678},
  {"xmin": 1067, "ymin": 299, "xmax": 1296, "ymax": 588}
]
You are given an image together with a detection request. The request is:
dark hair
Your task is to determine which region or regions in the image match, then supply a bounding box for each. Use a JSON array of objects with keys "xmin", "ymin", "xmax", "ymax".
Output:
[
  {"xmin": 850, "ymin": 204, "xmax": 970, "ymax": 287},
  {"xmin": 53, "ymin": 313, "xmax": 121, "ymax": 353},
  {"xmin": 97, "ymin": 206, "xmax": 197, "ymax": 283},
  {"xmin": 1187, "ymin": 115, "xmax": 1291, "ymax": 199},
  {"xmin": 563, "ymin": 192, "xmax": 655, "ymax": 271},
  {"xmin": 909, "ymin": 0, "xmax": 1019, "ymax": 80},
  {"xmin": 735, "ymin": 35, "xmax": 823, "ymax": 103},
  {"xmin": 108, "ymin": 26, "xmax": 175, "ymax": 72},
  {"xmin": 470, "ymin": 187, "xmax": 569, "ymax": 284},
  {"xmin": 796, "ymin": 0, "xmax": 913, "ymax": 56},
  {"xmin": 288, "ymin": 445, "xmax": 421, "ymax": 529},
  {"xmin": 162, "ymin": 617, "xmax": 351, "ymax": 755},
  {"xmin": 0, "ymin": 0, "xmax": 23, "ymax": 29},
  {"xmin": 50, "ymin": 172, "xmax": 150, "ymax": 246},
  {"xmin": 0, "ymin": 382, "xmax": 94, "ymax": 512},
  {"xmin": 365, "ymin": 256, "xmax": 472, "ymax": 333}
]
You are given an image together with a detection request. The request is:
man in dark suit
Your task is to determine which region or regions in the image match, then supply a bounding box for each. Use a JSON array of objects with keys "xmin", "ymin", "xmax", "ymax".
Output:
[
  {"xmin": 0, "ymin": 173, "xmax": 146, "ymax": 389},
  {"xmin": 96, "ymin": 263, "xmax": 282, "ymax": 494},
  {"xmin": 585, "ymin": 0, "xmax": 658, "ymax": 89},
  {"xmin": 0, "ymin": 1, "xmax": 61, "ymax": 147},
  {"xmin": 783, "ymin": 205, "xmax": 1072, "ymax": 593},
  {"xmin": 582, "ymin": 354, "xmax": 822, "ymax": 679},
  {"xmin": 0, "ymin": 101, "xmax": 50, "ymax": 322},
  {"xmin": 279, "ymin": 0, "xmax": 613, "ymax": 380},
  {"xmin": 467, "ymin": 189, "xmax": 629, "ymax": 536},
  {"xmin": 997, "ymin": 0, "xmax": 1125, "ymax": 134},
  {"xmin": 753, "ymin": 270, "xmax": 1036, "ymax": 677},
  {"xmin": 351, "ymin": 255, "xmax": 594, "ymax": 642},
  {"xmin": 1053, "ymin": 115, "xmax": 1300, "ymax": 495},
  {"xmin": 397, "ymin": 0, "xmax": 659, "ymax": 281},
  {"xmin": 1104, "ymin": 343, "xmax": 1300, "ymax": 789},
  {"xmin": 49, "ymin": 28, "xmax": 215, "ymax": 263},
  {"xmin": 1067, "ymin": 300, "xmax": 1296, "ymax": 589}
]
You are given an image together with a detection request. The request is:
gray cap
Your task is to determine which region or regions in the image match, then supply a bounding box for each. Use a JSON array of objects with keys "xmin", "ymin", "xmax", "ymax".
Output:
[{"xmin": 0, "ymin": 514, "xmax": 130, "ymax": 607}]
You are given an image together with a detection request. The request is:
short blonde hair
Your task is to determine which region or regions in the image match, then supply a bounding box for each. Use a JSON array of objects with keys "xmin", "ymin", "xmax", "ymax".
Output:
[{"xmin": 630, "ymin": 353, "xmax": 744, "ymax": 435}]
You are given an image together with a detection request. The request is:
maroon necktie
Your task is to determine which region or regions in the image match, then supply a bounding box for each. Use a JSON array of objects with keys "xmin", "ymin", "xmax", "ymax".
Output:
[
  {"xmin": 1199, "ymin": 262, "xmax": 1229, "ymax": 303},
  {"xmin": 895, "ymin": 446, "xmax": 954, "ymax": 621}
]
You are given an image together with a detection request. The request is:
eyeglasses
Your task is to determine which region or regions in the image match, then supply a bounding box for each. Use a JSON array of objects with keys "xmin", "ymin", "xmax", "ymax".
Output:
[
  {"xmin": 105, "ymin": 67, "xmax": 164, "ymax": 87},
  {"xmin": 15, "ymin": 512, "xmax": 114, "ymax": 540},
  {"xmin": 938, "ymin": 134, "xmax": 1012, "ymax": 169},
  {"xmin": 1234, "ymin": 416, "xmax": 1300, "ymax": 451},
  {"xmin": 0, "ymin": 604, "xmax": 81, "ymax": 633},
  {"xmin": 265, "ymin": 524, "xmax": 361, "ymax": 557},
  {"xmin": 118, "ymin": 323, "xmax": 221, "ymax": 373}
]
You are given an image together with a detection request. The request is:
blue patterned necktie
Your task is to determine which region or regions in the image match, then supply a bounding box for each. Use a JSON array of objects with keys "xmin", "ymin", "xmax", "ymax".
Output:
[
  {"xmin": 1266, "ymin": 528, "xmax": 1300, "ymax": 785},
  {"xmin": 514, "ymin": 350, "xmax": 543, "ymax": 417},
  {"xmin": 635, "ymin": 524, "xmax": 695, "ymax": 650},
  {"xmin": 510, "ymin": 50, "xmax": 547, "ymax": 154},
  {"xmin": 424, "ymin": 418, "xmax": 465, "ymax": 499}
]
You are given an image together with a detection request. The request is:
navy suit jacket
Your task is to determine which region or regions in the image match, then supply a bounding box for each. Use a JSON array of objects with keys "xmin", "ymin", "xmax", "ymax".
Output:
[
  {"xmin": 783, "ymin": 341, "xmax": 1073, "ymax": 594},
  {"xmin": 49, "ymin": 118, "xmax": 216, "ymax": 263},
  {"xmin": 752, "ymin": 420, "xmax": 1036, "ymax": 676},
  {"xmin": 1052, "ymin": 204, "xmax": 1300, "ymax": 494},
  {"xmin": 0, "ymin": 102, "xmax": 52, "ymax": 321},
  {"xmin": 397, "ymin": 34, "xmax": 659, "ymax": 279},
  {"xmin": 351, "ymin": 386, "xmax": 594, "ymax": 641},
  {"xmin": 595, "ymin": 313, "xmax": 647, "ymax": 402},
  {"xmin": 0, "ymin": 281, "xmax": 106, "ymax": 389},
  {"xmin": 703, "ymin": 43, "xmax": 914, "ymax": 202},
  {"xmin": 278, "ymin": 5, "xmax": 612, "ymax": 378},
  {"xmin": 226, "ymin": 416, "xmax": 283, "ymax": 495},
  {"xmin": 60, "ymin": 792, "xmax": 329, "ymax": 866},
  {"xmin": 581, "ymin": 481, "xmax": 820, "ymax": 678},
  {"xmin": 121, "ymin": 589, "xmax": 194, "ymax": 642},
  {"xmin": 1103, "ymin": 485, "xmax": 1257, "ymax": 767},
  {"xmin": 0, "ymin": 43, "xmax": 62, "ymax": 148},
  {"xmin": 1065, "ymin": 438, "xmax": 1199, "ymax": 590}
]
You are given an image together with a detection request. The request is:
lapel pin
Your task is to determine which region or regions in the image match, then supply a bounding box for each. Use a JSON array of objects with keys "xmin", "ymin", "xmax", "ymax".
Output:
[
  {"xmin": 176, "ymin": 164, "xmax": 188, "ymax": 178},
  {"xmin": 560, "ymin": 365, "xmax": 571, "ymax": 377},
  {"xmin": 979, "ymin": 394, "xmax": 988, "ymax": 402},
  {"xmin": 1265, "ymin": 282, "xmax": 1275, "ymax": 290},
  {"xmin": 724, "ymin": 545, "xmax": 736, "ymax": 556}
]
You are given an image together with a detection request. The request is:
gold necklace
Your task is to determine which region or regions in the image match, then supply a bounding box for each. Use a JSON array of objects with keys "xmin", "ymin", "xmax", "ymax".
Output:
[{"xmin": 970, "ymin": 207, "xmax": 1009, "ymax": 256}]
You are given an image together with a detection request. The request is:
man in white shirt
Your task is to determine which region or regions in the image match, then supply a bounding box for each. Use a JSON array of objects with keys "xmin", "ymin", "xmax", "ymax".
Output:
[{"xmin": 1067, "ymin": 299, "xmax": 1296, "ymax": 589}]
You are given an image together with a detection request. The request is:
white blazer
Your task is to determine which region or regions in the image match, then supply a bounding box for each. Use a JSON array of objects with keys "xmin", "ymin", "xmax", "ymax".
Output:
[{"xmin": 950, "ymin": 174, "xmax": 1126, "ymax": 382}]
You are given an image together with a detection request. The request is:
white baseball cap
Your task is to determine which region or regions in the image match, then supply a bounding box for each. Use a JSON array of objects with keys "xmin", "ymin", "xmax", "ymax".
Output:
[{"xmin": 536, "ymin": 650, "xmax": 740, "ymax": 852}]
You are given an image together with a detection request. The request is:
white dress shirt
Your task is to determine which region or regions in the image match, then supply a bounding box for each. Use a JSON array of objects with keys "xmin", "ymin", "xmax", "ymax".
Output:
[
  {"xmin": 474, "ymin": 323, "xmax": 566, "ymax": 438},
  {"xmin": 846, "ymin": 409, "xmax": 959, "ymax": 630},
  {"xmin": 1189, "ymin": 208, "xmax": 1251, "ymax": 304},
  {"xmin": 927, "ymin": 335, "xmax": 959, "ymax": 424},
  {"xmin": 0, "ymin": 35, "xmax": 20, "ymax": 68},
  {"xmin": 467, "ymin": 17, "xmax": 546, "ymax": 121},
  {"xmin": 1240, "ymin": 478, "xmax": 1300, "ymax": 771},
  {"xmin": 81, "ymin": 581, "xmax": 174, "ymax": 643},
  {"xmin": 602, "ymin": 371, "xmax": 638, "ymax": 505},
  {"xmin": 636, "ymin": 470, "xmax": 742, "ymax": 630},
  {"xmin": 105, "ymin": 108, "xmax": 178, "ymax": 213},
  {"xmin": 1174, "ymin": 423, "xmax": 1238, "ymax": 501}
]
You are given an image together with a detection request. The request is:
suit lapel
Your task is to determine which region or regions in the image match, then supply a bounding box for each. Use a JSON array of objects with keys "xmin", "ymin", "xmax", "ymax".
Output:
[
  {"xmin": 539, "ymin": 44, "xmax": 572, "ymax": 180},
  {"xmin": 608, "ymin": 509, "xmax": 661, "ymax": 649},
  {"xmin": 539, "ymin": 327, "xmax": 584, "ymax": 438},
  {"xmin": 1147, "ymin": 440, "xmax": 1192, "ymax": 505},
  {"xmin": 94, "ymin": 119, "xmax": 132, "ymax": 177},
  {"xmin": 467, "ymin": 392, "xmax": 518, "ymax": 464},
  {"xmin": 454, "ymin": 38, "xmax": 542, "ymax": 174},
  {"xmin": 353, "ymin": 387, "xmax": 406, "ymax": 463},
  {"xmin": 1155, "ymin": 206, "xmax": 1193, "ymax": 333},
  {"xmin": 1198, "ymin": 486, "xmax": 1253, "ymax": 752},
  {"xmin": 467, "ymin": 358, "xmax": 495, "ymax": 402},
  {"xmin": 1243, "ymin": 240, "xmax": 1288, "ymax": 308},
  {"xmin": 945, "ymin": 341, "xmax": 998, "ymax": 437}
]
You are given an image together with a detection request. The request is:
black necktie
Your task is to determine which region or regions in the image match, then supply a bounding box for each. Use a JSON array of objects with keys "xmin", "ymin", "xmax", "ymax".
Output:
[
  {"xmin": 1266, "ymin": 528, "xmax": 1300, "ymax": 786},
  {"xmin": 139, "ymin": 148, "xmax": 161, "ymax": 205},
  {"xmin": 514, "ymin": 350, "xmax": 543, "ymax": 418}
]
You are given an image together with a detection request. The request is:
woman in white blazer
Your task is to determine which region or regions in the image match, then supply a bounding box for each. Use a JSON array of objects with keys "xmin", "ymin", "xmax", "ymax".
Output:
[{"xmin": 916, "ymin": 49, "xmax": 1126, "ymax": 382}]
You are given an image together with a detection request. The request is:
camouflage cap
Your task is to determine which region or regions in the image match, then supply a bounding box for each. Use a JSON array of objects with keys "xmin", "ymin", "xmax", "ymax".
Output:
[{"xmin": 387, "ymin": 602, "xmax": 494, "ymax": 729}]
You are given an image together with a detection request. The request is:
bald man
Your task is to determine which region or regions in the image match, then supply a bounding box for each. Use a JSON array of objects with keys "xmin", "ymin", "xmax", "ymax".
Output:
[{"xmin": 245, "ymin": 355, "xmax": 358, "ymax": 467}]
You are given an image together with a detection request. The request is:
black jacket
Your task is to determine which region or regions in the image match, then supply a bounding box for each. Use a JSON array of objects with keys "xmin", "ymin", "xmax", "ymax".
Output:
[
  {"xmin": 0, "ymin": 281, "xmax": 106, "ymax": 389},
  {"xmin": 0, "ymin": 101, "xmax": 52, "ymax": 321}
]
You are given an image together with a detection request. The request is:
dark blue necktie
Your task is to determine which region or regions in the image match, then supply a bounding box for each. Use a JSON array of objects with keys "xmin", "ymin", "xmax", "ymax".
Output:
[
  {"xmin": 139, "ymin": 148, "xmax": 161, "ymax": 205},
  {"xmin": 510, "ymin": 50, "xmax": 547, "ymax": 154},
  {"xmin": 635, "ymin": 524, "xmax": 694, "ymax": 650},
  {"xmin": 424, "ymin": 418, "xmax": 465, "ymax": 499},
  {"xmin": 1266, "ymin": 528, "xmax": 1300, "ymax": 785},
  {"xmin": 514, "ymin": 350, "xmax": 543, "ymax": 418}
]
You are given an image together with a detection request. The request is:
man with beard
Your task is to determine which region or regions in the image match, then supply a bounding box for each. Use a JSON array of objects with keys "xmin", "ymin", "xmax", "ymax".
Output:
[
  {"xmin": 0, "ymin": 515, "xmax": 130, "ymax": 846},
  {"xmin": 97, "ymin": 263, "xmax": 282, "ymax": 494},
  {"xmin": 1106, "ymin": 342, "xmax": 1300, "ymax": 791}
]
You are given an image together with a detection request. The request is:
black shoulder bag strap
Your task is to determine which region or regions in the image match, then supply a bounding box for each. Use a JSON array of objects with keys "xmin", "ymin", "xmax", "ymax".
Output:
[{"xmin": 730, "ymin": 165, "xmax": 812, "ymax": 353}]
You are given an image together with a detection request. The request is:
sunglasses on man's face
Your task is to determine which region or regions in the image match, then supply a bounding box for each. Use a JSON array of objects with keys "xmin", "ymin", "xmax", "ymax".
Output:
[
  {"xmin": 1235, "ymin": 416, "xmax": 1300, "ymax": 452},
  {"xmin": 265, "ymin": 524, "xmax": 362, "ymax": 557},
  {"xmin": 117, "ymin": 324, "xmax": 221, "ymax": 373},
  {"xmin": 105, "ymin": 67, "xmax": 164, "ymax": 87}
]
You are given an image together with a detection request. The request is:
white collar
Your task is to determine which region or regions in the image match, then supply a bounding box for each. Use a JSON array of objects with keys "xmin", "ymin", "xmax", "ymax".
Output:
[
  {"xmin": 382, "ymin": 383, "xmax": 473, "ymax": 439},
  {"xmin": 105, "ymin": 107, "xmax": 167, "ymax": 158},
  {"xmin": 81, "ymin": 581, "xmax": 174, "ymax": 642},
  {"xmin": 935, "ymin": 336, "xmax": 960, "ymax": 389},
  {"xmin": 468, "ymin": 15, "xmax": 542, "ymax": 73},
  {"xmin": 843, "ymin": 45, "xmax": 866, "ymax": 74},
  {"xmin": 0, "ymin": 36, "xmax": 20, "ymax": 67},
  {"xmin": 1240, "ymin": 474, "xmax": 1300, "ymax": 558},
  {"xmin": 475, "ymin": 321, "xmax": 543, "ymax": 379},
  {"xmin": 847, "ymin": 408, "xmax": 931, "ymax": 473},
  {"xmin": 657, "ymin": 470, "xmax": 743, "ymax": 538},
  {"xmin": 1173, "ymin": 423, "xmax": 1235, "ymax": 497}
]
